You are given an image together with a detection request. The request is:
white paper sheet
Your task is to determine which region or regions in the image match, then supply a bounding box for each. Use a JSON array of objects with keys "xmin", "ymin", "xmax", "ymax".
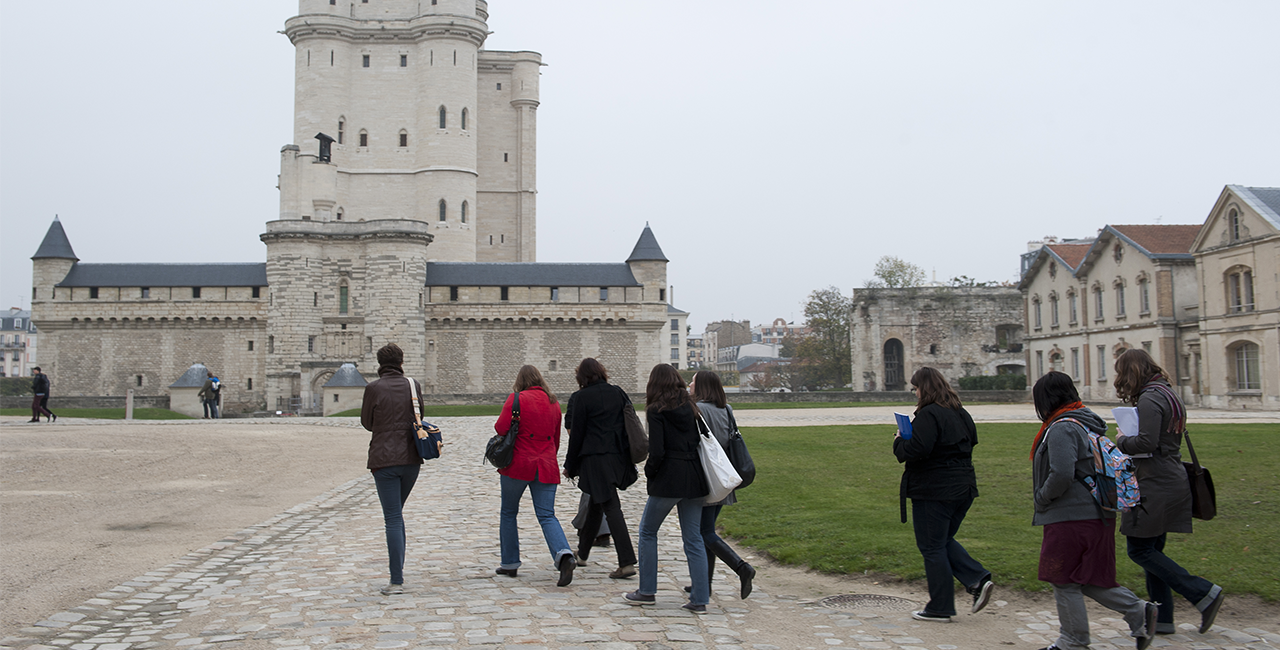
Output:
[{"xmin": 1113, "ymin": 407, "xmax": 1139, "ymax": 438}]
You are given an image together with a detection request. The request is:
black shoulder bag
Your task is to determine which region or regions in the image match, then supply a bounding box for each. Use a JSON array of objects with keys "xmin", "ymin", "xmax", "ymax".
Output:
[{"xmin": 484, "ymin": 392, "xmax": 520, "ymax": 469}]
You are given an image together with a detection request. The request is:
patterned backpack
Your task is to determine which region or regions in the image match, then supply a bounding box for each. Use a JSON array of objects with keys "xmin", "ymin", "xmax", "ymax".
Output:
[{"xmin": 1057, "ymin": 417, "xmax": 1141, "ymax": 514}]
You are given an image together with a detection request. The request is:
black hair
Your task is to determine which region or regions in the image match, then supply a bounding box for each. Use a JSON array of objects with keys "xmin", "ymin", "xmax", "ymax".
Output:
[{"xmin": 1032, "ymin": 371, "xmax": 1080, "ymax": 422}]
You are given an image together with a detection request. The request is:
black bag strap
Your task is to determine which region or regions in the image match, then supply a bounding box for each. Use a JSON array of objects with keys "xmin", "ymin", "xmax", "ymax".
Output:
[
  {"xmin": 726, "ymin": 404, "xmax": 739, "ymax": 434},
  {"xmin": 1182, "ymin": 427, "xmax": 1203, "ymax": 472}
]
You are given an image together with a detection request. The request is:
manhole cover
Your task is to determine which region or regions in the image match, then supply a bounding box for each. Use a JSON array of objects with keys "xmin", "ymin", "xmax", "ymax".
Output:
[{"xmin": 816, "ymin": 594, "xmax": 918, "ymax": 611}]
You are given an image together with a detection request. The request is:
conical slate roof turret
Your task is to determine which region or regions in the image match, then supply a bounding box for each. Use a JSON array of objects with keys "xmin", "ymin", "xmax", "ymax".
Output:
[
  {"xmin": 32, "ymin": 218, "xmax": 79, "ymax": 261},
  {"xmin": 626, "ymin": 223, "xmax": 668, "ymax": 262},
  {"xmin": 169, "ymin": 363, "xmax": 210, "ymax": 388},
  {"xmin": 323, "ymin": 363, "xmax": 368, "ymax": 387}
]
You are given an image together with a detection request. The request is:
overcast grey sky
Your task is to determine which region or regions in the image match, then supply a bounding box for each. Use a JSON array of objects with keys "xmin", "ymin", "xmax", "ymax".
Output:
[{"xmin": 2, "ymin": 1, "xmax": 1277, "ymax": 333}]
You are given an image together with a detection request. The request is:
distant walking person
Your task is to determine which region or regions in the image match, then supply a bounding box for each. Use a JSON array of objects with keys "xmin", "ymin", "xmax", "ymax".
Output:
[
  {"xmin": 893, "ymin": 367, "xmax": 994, "ymax": 623},
  {"xmin": 563, "ymin": 358, "xmax": 638, "ymax": 579},
  {"xmin": 1031, "ymin": 371, "xmax": 1156, "ymax": 650},
  {"xmin": 1114, "ymin": 349, "xmax": 1225, "ymax": 635},
  {"xmin": 688, "ymin": 370, "xmax": 755, "ymax": 598},
  {"xmin": 360, "ymin": 343, "xmax": 426, "ymax": 595},
  {"xmin": 492, "ymin": 365, "xmax": 576, "ymax": 587},
  {"xmin": 198, "ymin": 371, "xmax": 220, "ymax": 419},
  {"xmin": 625, "ymin": 364, "xmax": 710, "ymax": 613},
  {"xmin": 29, "ymin": 367, "xmax": 55, "ymax": 423}
]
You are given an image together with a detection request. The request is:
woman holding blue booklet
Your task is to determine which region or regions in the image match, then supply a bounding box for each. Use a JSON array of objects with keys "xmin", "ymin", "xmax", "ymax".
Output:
[{"xmin": 892, "ymin": 367, "xmax": 994, "ymax": 623}]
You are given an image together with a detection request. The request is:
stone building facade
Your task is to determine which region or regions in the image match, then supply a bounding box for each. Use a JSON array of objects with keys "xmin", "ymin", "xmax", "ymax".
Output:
[
  {"xmin": 850, "ymin": 287, "xmax": 1025, "ymax": 391},
  {"xmin": 1188, "ymin": 185, "xmax": 1280, "ymax": 408},
  {"xmin": 1, "ymin": 308, "xmax": 38, "ymax": 378},
  {"xmin": 1020, "ymin": 224, "xmax": 1202, "ymax": 402},
  {"xmin": 27, "ymin": 1, "xmax": 675, "ymax": 412}
]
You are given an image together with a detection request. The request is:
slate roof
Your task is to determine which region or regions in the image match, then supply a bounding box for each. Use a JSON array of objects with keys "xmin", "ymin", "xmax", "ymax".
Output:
[
  {"xmin": 32, "ymin": 218, "xmax": 78, "ymax": 260},
  {"xmin": 667, "ymin": 304, "xmax": 687, "ymax": 315},
  {"xmin": 57, "ymin": 263, "xmax": 268, "ymax": 287},
  {"xmin": 423, "ymin": 263, "xmax": 640, "ymax": 287},
  {"xmin": 324, "ymin": 363, "xmax": 368, "ymax": 387},
  {"xmin": 169, "ymin": 363, "xmax": 210, "ymax": 388},
  {"xmin": 626, "ymin": 225, "xmax": 668, "ymax": 262},
  {"xmin": 1232, "ymin": 185, "xmax": 1280, "ymax": 230},
  {"xmin": 1108, "ymin": 224, "xmax": 1201, "ymax": 257}
]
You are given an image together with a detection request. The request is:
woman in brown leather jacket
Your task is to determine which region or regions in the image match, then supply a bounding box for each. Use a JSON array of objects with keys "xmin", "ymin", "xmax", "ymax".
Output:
[{"xmin": 360, "ymin": 343, "xmax": 426, "ymax": 595}]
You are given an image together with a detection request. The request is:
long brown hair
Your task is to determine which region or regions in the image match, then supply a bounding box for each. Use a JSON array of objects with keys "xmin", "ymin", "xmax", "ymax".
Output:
[
  {"xmin": 691, "ymin": 370, "xmax": 727, "ymax": 408},
  {"xmin": 514, "ymin": 364, "xmax": 557, "ymax": 404},
  {"xmin": 911, "ymin": 366, "xmax": 962, "ymax": 413},
  {"xmin": 645, "ymin": 364, "xmax": 692, "ymax": 413},
  {"xmin": 1114, "ymin": 348, "xmax": 1165, "ymax": 405},
  {"xmin": 575, "ymin": 357, "xmax": 608, "ymax": 388}
]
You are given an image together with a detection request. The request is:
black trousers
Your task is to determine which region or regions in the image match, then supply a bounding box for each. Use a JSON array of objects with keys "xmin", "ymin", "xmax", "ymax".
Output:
[{"xmin": 577, "ymin": 493, "xmax": 636, "ymax": 567}]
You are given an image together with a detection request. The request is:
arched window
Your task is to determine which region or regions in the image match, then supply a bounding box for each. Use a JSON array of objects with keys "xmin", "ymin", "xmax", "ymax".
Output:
[
  {"xmin": 1049, "ymin": 349, "xmax": 1065, "ymax": 373},
  {"xmin": 1032, "ymin": 296, "xmax": 1042, "ymax": 329},
  {"xmin": 461, "ymin": 200, "xmax": 468, "ymax": 223},
  {"xmin": 1227, "ymin": 266, "xmax": 1255, "ymax": 313},
  {"xmin": 438, "ymin": 106, "xmax": 447, "ymax": 129},
  {"xmin": 1049, "ymin": 292, "xmax": 1059, "ymax": 326},
  {"xmin": 339, "ymin": 283, "xmax": 349, "ymax": 314},
  {"xmin": 1114, "ymin": 278, "xmax": 1127, "ymax": 316},
  {"xmin": 461, "ymin": 108, "xmax": 468, "ymax": 130},
  {"xmin": 1231, "ymin": 341, "xmax": 1261, "ymax": 390},
  {"xmin": 883, "ymin": 339, "xmax": 905, "ymax": 391},
  {"xmin": 358, "ymin": 129, "xmax": 368, "ymax": 147},
  {"xmin": 399, "ymin": 129, "xmax": 408, "ymax": 147},
  {"xmin": 1229, "ymin": 208, "xmax": 1241, "ymax": 241},
  {"xmin": 337, "ymin": 117, "xmax": 345, "ymax": 144},
  {"xmin": 1093, "ymin": 283, "xmax": 1104, "ymax": 320},
  {"xmin": 1066, "ymin": 289, "xmax": 1078, "ymax": 324},
  {"xmin": 336, "ymin": 207, "xmax": 344, "ymax": 221},
  {"xmin": 438, "ymin": 199, "xmax": 447, "ymax": 222},
  {"xmin": 1137, "ymin": 274, "xmax": 1150, "ymax": 314}
]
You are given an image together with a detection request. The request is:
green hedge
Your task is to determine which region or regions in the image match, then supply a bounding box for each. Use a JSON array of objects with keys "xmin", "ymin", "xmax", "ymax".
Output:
[{"xmin": 958, "ymin": 374, "xmax": 1027, "ymax": 390}]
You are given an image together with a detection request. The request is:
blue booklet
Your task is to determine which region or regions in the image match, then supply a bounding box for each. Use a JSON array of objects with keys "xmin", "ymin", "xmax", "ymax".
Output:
[{"xmin": 895, "ymin": 412, "xmax": 913, "ymax": 440}]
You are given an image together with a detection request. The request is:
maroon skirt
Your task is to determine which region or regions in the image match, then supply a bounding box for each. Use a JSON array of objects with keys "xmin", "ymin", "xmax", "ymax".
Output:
[{"xmin": 1038, "ymin": 518, "xmax": 1119, "ymax": 588}]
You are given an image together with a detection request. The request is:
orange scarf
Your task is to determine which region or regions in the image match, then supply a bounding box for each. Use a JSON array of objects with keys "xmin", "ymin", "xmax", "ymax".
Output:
[{"xmin": 1030, "ymin": 401, "xmax": 1083, "ymax": 460}]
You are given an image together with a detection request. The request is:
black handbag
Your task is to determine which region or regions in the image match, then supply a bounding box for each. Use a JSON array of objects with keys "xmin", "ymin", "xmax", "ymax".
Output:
[
  {"xmin": 408, "ymin": 378, "xmax": 443, "ymax": 460},
  {"xmin": 1182, "ymin": 428, "xmax": 1217, "ymax": 520},
  {"xmin": 724, "ymin": 406, "xmax": 755, "ymax": 489},
  {"xmin": 484, "ymin": 392, "xmax": 520, "ymax": 469},
  {"xmin": 621, "ymin": 389, "xmax": 649, "ymax": 463}
]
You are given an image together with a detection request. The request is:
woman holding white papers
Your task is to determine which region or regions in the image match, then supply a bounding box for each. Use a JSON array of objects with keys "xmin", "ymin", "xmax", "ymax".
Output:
[
  {"xmin": 1114, "ymin": 349, "xmax": 1225, "ymax": 636},
  {"xmin": 892, "ymin": 367, "xmax": 994, "ymax": 623},
  {"xmin": 1031, "ymin": 371, "xmax": 1156, "ymax": 650}
]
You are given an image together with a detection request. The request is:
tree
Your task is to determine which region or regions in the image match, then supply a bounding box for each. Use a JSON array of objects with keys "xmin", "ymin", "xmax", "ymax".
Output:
[
  {"xmin": 796, "ymin": 286, "xmax": 853, "ymax": 389},
  {"xmin": 949, "ymin": 275, "xmax": 999, "ymax": 288},
  {"xmin": 745, "ymin": 364, "xmax": 783, "ymax": 392},
  {"xmin": 865, "ymin": 256, "xmax": 927, "ymax": 288}
]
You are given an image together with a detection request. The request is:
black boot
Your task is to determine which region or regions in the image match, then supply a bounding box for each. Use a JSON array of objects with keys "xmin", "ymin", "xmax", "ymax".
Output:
[{"xmin": 707, "ymin": 535, "xmax": 754, "ymax": 599}]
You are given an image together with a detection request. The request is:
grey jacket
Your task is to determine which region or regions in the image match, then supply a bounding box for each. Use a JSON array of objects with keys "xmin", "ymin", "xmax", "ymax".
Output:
[
  {"xmin": 1033, "ymin": 407, "xmax": 1111, "ymax": 526},
  {"xmin": 1116, "ymin": 381, "xmax": 1193, "ymax": 537},
  {"xmin": 696, "ymin": 401, "xmax": 737, "ymax": 506}
]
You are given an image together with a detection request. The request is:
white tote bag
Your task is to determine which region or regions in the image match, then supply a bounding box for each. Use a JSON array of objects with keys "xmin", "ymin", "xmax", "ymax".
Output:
[{"xmin": 696, "ymin": 413, "xmax": 742, "ymax": 503}]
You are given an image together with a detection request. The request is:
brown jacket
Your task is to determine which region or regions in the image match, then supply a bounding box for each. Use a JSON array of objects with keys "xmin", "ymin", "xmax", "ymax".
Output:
[{"xmin": 361, "ymin": 366, "xmax": 425, "ymax": 470}]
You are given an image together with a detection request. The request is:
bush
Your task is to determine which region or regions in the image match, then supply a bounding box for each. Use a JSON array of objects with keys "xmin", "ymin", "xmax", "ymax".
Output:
[
  {"xmin": 0, "ymin": 377, "xmax": 32, "ymax": 397},
  {"xmin": 958, "ymin": 374, "xmax": 1026, "ymax": 390}
]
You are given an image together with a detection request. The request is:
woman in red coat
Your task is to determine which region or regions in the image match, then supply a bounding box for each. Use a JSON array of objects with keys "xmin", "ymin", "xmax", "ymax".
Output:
[{"xmin": 493, "ymin": 365, "xmax": 576, "ymax": 587}]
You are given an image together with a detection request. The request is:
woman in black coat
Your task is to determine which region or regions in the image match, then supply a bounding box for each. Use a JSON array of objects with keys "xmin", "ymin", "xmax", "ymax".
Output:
[
  {"xmin": 563, "ymin": 358, "xmax": 638, "ymax": 579},
  {"xmin": 1114, "ymin": 349, "xmax": 1224, "ymax": 635},
  {"xmin": 892, "ymin": 367, "xmax": 994, "ymax": 623},
  {"xmin": 623, "ymin": 364, "xmax": 711, "ymax": 613}
]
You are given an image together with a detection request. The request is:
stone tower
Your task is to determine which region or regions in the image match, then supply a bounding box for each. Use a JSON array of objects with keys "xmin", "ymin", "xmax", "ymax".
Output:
[
  {"xmin": 31, "ymin": 218, "xmax": 79, "ymax": 305},
  {"xmin": 265, "ymin": 0, "xmax": 542, "ymax": 409}
]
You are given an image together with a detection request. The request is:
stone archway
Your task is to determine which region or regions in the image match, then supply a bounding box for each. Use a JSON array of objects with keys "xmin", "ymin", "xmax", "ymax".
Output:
[{"xmin": 884, "ymin": 339, "xmax": 905, "ymax": 391}]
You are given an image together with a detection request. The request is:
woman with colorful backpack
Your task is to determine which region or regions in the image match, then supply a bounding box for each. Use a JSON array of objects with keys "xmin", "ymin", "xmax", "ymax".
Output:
[
  {"xmin": 1031, "ymin": 371, "xmax": 1156, "ymax": 650},
  {"xmin": 1114, "ymin": 349, "xmax": 1225, "ymax": 636}
]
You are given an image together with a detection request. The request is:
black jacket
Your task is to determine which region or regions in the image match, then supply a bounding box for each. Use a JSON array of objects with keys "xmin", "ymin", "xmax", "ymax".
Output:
[
  {"xmin": 564, "ymin": 380, "xmax": 629, "ymax": 477},
  {"xmin": 893, "ymin": 403, "xmax": 979, "ymax": 520},
  {"xmin": 32, "ymin": 374, "xmax": 50, "ymax": 395},
  {"xmin": 360, "ymin": 366, "xmax": 425, "ymax": 470},
  {"xmin": 645, "ymin": 402, "xmax": 709, "ymax": 499}
]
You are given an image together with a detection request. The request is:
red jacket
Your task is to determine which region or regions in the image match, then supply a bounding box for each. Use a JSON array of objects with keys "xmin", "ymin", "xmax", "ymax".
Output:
[{"xmin": 494, "ymin": 387, "xmax": 562, "ymax": 483}]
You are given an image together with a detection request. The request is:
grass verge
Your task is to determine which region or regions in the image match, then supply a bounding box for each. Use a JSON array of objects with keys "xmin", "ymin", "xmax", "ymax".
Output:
[
  {"xmin": 718, "ymin": 422, "xmax": 1280, "ymax": 601},
  {"xmin": 0, "ymin": 408, "xmax": 193, "ymax": 420}
]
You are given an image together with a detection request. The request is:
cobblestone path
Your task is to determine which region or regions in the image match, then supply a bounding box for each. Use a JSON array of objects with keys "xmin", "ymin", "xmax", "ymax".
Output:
[{"xmin": 3, "ymin": 416, "xmax": 1276, "ymax": 650}]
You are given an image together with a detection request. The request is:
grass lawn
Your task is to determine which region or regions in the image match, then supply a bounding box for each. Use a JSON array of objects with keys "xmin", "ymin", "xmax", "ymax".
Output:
[
  {"xmin": 718, "ymin": 422, "xmax": 1280, "ymax": 601},
  {"xmin": 0, "ymin": 408, "xmax": 193, "ymax": 420}
]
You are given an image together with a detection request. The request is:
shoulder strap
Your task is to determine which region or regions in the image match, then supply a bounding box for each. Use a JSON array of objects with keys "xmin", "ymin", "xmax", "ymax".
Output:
[
  {"xmin": 408, "ymin": 377, "xmax": 423, "ymax": 425},
  {"xmin": 726, "ymin": 404, "xmax": 739, "ymax": 432},
  {"xmin": 512, "ymin": 390, "xmax": 521, "ymax": 418}
]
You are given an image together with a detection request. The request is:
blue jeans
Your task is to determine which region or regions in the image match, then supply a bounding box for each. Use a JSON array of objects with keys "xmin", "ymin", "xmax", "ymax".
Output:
[
  {"xmin": 911, "ymin": 498, "xmax": 990, "ymax": 616},
  {"xmin": 638, "ymin": 496, "xmax": 709, "ymax": 605},
  {"xmin": 499, "ymin": 474, "xmax": 572, "ymax": 569},
  {"xmin": 373, "ymin": 464, "xmax": 420, "ymax": 584},
  {"xmin": 1126, "ymin": 533, "xmax": 1220, "ymax": 628},
  {"xmin": 202, "ymin": 398, "xmax": 219, "ymax": 418}
]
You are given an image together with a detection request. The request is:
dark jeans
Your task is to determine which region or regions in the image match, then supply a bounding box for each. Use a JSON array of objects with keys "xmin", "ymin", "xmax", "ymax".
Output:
[
  {"xmin": 373, "ymin": 464, "xmax": 420, "ymax": 585},
  {"xmin": 1126, "ymin": 533, "xmax": 1219, "ymax": 627},
  {"xmin": 31, "ymin": 394, "xmax": 52, "ymax": 420},
  {"xmin": 700, "ymin": 504, "xmax": 746, "ymax": 581},
  {"xmin": 911, "ymin": 498, "xmax": 990, "ymax": 616},
  {"xmin": 577, "ymin": 493, "xmax": 636, "ymax": 567},
  {"xmin": 203, "ymin": 398, "xmax": 219, "ymax": 419}
]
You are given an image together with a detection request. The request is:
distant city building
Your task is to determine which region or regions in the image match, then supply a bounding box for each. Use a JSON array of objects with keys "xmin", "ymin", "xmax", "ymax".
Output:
[
  {"xmin": 850, "ymin": 288, "xmax": 1024, "ymax": 391},
  {"xmin": 702, "ymin": 320, "xmax": 751, "ymax": 374},
  {"xmin": 0, "ymin": 308, "xmax": 37, "ymax": 377},
  {"xmin": 667, "ymin": 304, "xmax": 688, "ymax": 369},
  {"xmin": 1021, "ymin": 224, "xmax": 1201, "ymax": 401},
  {"xmin": 752, "ymin": 318, "xmax": 809, "ymax": 345},
  {"xmin": 685, "ymin": 334, "xmax": 706, "ymax": 369},
  {"xmin": 715, "ymin": 342, "xmax": 781, "ymax": 375}
]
